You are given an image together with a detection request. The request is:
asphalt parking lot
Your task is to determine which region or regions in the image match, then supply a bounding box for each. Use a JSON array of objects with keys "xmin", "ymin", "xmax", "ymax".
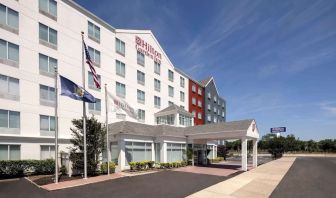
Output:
[
  {"xmin": 0, "ymin": 170, "xmax": 239, "ymax": 198},
  {"xmin": 271, "ymin": 157, "xmax": 336, "ymax": 198}
]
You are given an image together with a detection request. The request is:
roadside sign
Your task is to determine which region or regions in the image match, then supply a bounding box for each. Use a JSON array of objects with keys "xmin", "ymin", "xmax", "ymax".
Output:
[{"xmin": 270, "ymin": 127, "xmax": 286, "ymax": 133}]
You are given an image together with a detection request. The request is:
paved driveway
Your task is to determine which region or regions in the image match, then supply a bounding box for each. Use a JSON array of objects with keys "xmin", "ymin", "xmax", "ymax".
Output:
[
  {"xmin": 0, "ymin": 170, "xmax": 238, "ymax": 198},
  {"xmin": 271, "ymin": 157, "xmax": 336, "ymax": 198}
]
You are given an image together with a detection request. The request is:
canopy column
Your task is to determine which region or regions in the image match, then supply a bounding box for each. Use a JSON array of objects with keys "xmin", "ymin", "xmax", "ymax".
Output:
[
  {"xmin": 241, "ymin": 137, "xmax": 247, "ymax": 171},
  {"xmin": 253, "ymin": 139, "xmax": 258, "ymax": 168}
]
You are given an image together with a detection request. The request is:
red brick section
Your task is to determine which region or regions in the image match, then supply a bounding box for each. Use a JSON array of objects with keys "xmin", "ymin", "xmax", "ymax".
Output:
[
  {"xmin": 188, "ymin": 79, "xmax": 205, "ymax": 125},
  {"xmin": 42, "ymin": 173, "xmax": 124, "ymax": 191}
]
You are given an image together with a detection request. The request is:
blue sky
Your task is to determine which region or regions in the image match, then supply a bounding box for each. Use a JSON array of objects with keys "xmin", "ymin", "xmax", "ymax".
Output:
[{"xmin": 76, "ymin": 0, "xmax": 336, "ymax": 140}]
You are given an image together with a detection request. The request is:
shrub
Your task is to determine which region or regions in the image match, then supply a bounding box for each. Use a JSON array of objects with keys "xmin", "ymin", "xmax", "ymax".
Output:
[
  {"xmin": 100, "ymin": 162, "xmax": 116, "ymax": 174},
  {"xmin": 147, "ymin": 161, "xmax": 155, "ymax": 169},
  {"xmin": 60, "ymin": 165, "xmax": 67, "ymax": 175},
  {"xmin": 0, "ymin": 159, "xmax": 55, "ymax": 178},
  {"xmin": 129, "ymin": 162, "xmax": 137, "ymax": 171}
]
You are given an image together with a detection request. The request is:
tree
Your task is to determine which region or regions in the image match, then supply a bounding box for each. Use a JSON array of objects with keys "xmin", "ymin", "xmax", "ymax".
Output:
[{"xmin": 69, "ymin": 116, "xmax": 106, "ymax": 176}]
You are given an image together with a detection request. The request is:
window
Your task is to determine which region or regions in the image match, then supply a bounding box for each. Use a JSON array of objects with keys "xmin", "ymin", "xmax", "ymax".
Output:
[
  {"xmin": 0, "ymin": 39, "xmax": 19, "ymax": 64},
  {"xmin": 0, "ymin": 74, "xmax": 19, "ymax": 100},
  {"xmin": 214, "ymin": 96, "xmax": 217, "ymax": 103},
  {"xmin": 0, "ymin": 145, "xmax": 20, "ymax": 160},
  {"xmin": 0, "ymin": 4, "xmax": 19, "ymax": 33},
  {"xmin": 218, "ymin": 110, "xmax": 221, "ymax": 116},
  {"xmin": 88, "ymin": 46, "xmax": 101, "ymax": 66},
  {"xmin": 168, "ymin": 86, "xmax": 174, "ymax": 97},
  {"xmin": 40, "ymin": 145, "xmax": 55, "ymax": 160},
  {"xmin": 180, "ymin": 91, "xmax": 185, "ymax": 102},
  {"xmin": 89, "ymin": 98, "xmax": 101, "ymax": 113},
  {"xmin": 198, "ymin": 100, "xmax": 202, "ymax": 107},
  {"xmin": 137, "ymin": 109, "xmax": 145, "ymax": 121},
  {"xmin": 116, "ymin": 60, "xmax": 125, "ymax": 77},
  {"xmin": 88, "ymin": 21, "xmax": 100, "ymax": 43},
  {"xmin": 218, "ymin": 100, "xmax": 221, "ymax": 106},
  {"xmin": 180, "ymin": 105, "xmax": 185, "ymax": 109},
  {"xmin": 137, "ymin": 70, "xmax": 145, "ymax": 85},
  {"xmin": 39, "ymin": 0, "xmax": 57, "ymax": 19},
  {"xmin": 207, "ymin": 114, "xmax": 211, "ymax": 122},
  {"xmin": 40, "ymin": 115, "xmax": 55, "ymax": 136},
  {"xmin": 222, "ymin": 102, "xmax": 225, "ymax": 108},
  {"xmin": 115, "ymin": 38, "xmax": 125, "ymax": 55},
  {"xmin": 222, "ymin": 111, "xmax": 225, "ymax": 117},
  {"xmin": 39, "ymin": 84, "xmax": 55, "ymax": 106},
  {"xmin": 154, "ymin": 96, "xmax": 161, "ymax": 108},
  {"xmin": 88, "ymin": 72, "xmax": 101, "ymax": 90},
  {"xmin": 168, "ymin": 70, "xmax": 174, "ymax": 82},
  {"xmin": 192, "ymin": 111, "xmax": 196, "ymax": 118},
  {"xmin": 180, "ymin": 77, "xmax": 185, "ymax": 88},
  {"xmin": 137, "ymin": 51, "xmax": 145, "ymax": 66},
  {"xmin": 198, "ymin": 88, "xmax": 202, "ymax": 95},
  {"xmin": 208, "ymin": 104, "xmax": 211, "ymax": 110},
  {"xmin": 39, "ymin": 53, "xmax": 57, "ymax": 76},
  {"xmin": 192, "ymin": 97, "xmax": 196, "ymax": 105},
  {"xmin": 156, "ymin": 114, "xmax": 175, "ymax": 125},
  {"xmin": 192, "ymin": 84, "xmax": 196, "ymax": 92},
  {"xmin": 154, "ymin": 79, "xmax": 160, "ymax": 92},
  {"xmin": 179, "ymin": 114, "xmax": 192, "ymax": 127},
  {"xmin": 207, "ymin": 92, "xmax": 211, "ymax": 99},
  {"xmin": 154, "ymin": 62, "xmax": 160, "ymax": 75},
  {"xmin": 125, "ymin": 142, "xmax": 152, "ymax": 165},
  {"xmin": 214, "ymin": 117, "xmax": 217, "ymax": 123},
  {"xmin": 214, "ymin": 106, "xmax": 217, "ymax": 113},
  {"xmin": 198, "ymin": 112, "xmax": 202, "ymax": 119},
  {"xmin": 154, "ymin": 143, "xmax": 160, "ymax": 162},
  {"xmin": 116, "ymin": 82, "xmax": 126, "ymax": 98},
  {"xmin": 168, "ymin": 101, "xmax": 174, "ymax": 106},
  {"xmin": 39, "ymin": 23, "xmax": 57, "ymax": 48},
  {"xmin": 0, "ymin": 109, "xmax": 20, "ymax": 129},
  {"xmin": 137, "ymin": 89, "xmax": 145, "ymax": 104},
  {"xmin": 167, "ymin": 143, "xmax": 186, "ymax": 162}
]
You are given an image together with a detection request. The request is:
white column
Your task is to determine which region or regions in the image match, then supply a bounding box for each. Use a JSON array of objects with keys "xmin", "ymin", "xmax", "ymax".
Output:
[
  {"xmin": 117, "ymin": 139, "xmax": 125, "ymax": 171},
  {"xmin": 241, "ymin": 137, "xmax": 248, "ymax": 171},
  {"xmin": 253, "ymin": 139, "xmax": 258, "ymax": 168},
  {"xmin": 160, "ymin": 141, "xmax": 167, "ymax": 163}
]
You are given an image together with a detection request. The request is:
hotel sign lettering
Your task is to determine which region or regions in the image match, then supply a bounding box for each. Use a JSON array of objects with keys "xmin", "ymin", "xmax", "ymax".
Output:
[{"xmin": 135, "ymin": 36, "xmax": 162, "ymax": 64}]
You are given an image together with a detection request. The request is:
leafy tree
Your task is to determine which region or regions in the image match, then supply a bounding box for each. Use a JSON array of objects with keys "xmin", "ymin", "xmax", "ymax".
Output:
[{"xmin": 69, "ymin": 116, "xmax": 106, "ymax": 176}]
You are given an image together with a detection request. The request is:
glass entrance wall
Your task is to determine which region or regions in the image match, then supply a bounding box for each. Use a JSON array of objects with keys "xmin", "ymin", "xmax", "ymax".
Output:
[
  {"xmin": 125, "ymin": 141, "xmax": 152, "ymax": 165},
  {"xmin": 167, "ymin": 143, "xmax": 186, "ymax": 162}
]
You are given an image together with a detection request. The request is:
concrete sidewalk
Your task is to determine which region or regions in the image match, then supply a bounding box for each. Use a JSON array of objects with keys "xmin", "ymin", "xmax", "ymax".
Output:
[
  {"xmin": 41, "ymin": 173, "xmax": 124, "ymax": 191},
  {"xmin": 187, "ymin": 157, "xmax": 296, "ymax": 198}
]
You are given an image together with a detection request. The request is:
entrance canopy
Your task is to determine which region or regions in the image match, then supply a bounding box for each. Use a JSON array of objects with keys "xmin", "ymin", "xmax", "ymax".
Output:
[
  {"xmin": 184, "ymin": 119, "xmax": 259, "ymax": 141},
  {"xmin": 108, "ymin": 119, "xmax": 259, "ymax": 171},
  {"xmin": 108, "ymin": 119, "xmax": 259, "ymax": 140}
]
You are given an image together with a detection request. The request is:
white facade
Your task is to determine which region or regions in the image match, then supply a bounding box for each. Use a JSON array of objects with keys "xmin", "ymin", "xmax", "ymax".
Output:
[{"xmin": 0, "ymin": 0, "xmax": 189, "ymax": 161}]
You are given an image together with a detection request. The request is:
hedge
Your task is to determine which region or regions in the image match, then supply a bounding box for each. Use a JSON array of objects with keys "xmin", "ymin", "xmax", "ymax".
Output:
[
  {"xmin": 0, "ymin": 159, "xmax": 55, "ymax": 178},
  {"xmin": 208, "ymin": 157, "xmax": 225, "ymax": 163},
  {"xmin": 100, "ymin": 162, "xmax": 116, "ymax": 174},
  {"xmin": 159, "ymin": 161, "xmax": 187, "ymax": 169},
  {"xmin": 129, "ymin": 160, "xmax": 154, "ymax": 171}
]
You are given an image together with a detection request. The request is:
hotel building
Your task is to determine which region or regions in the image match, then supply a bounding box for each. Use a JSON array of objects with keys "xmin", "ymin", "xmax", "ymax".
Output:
[{"xmin": 0, "ymin": 0, "xmax": 259, "ymax": 173}]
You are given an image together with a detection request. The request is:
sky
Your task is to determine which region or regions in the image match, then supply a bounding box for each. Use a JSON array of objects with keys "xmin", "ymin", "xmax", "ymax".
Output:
[{"xmin": 76, "ymin": 0, "xmax": 336, "ymax": 140}]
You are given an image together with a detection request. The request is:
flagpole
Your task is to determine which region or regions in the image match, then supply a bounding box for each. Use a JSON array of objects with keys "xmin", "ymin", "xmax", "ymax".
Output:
[
  {"xmin": 104, "ymin": 84, "xmax": 110, "ymax": 175},
  {"xmin": 54, "ymin": 66, "xmax": 59, "ymax": 183},
  {"xmin": 81, "ymin": 31, "xmax": 87, "ymax": 179}
]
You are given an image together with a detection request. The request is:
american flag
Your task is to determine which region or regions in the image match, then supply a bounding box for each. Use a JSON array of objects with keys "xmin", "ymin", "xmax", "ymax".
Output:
[{"xmin": 83, "ymin": 41, "xmax": 101, "ymax": 89}]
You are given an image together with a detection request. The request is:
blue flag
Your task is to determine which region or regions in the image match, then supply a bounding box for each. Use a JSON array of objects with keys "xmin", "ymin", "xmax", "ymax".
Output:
[{"xmin": 60, "ymin": 75, "xmax": 96, "ymax": 103}]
